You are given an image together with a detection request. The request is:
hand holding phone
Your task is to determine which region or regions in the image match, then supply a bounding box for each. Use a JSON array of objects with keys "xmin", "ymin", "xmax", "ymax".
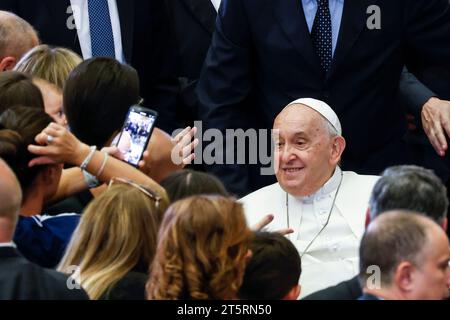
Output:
[{"xmin": 115, "ymin": 105, "xmax": 158, "ymax": 166}]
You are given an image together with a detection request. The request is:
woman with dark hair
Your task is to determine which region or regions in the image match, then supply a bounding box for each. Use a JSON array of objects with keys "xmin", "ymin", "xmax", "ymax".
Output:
[
  {"xmin": 0, "ymin": 107, "xmax": 72, "ymax": 267},
  {"xmin": 62, "ymin": 57, "xmax": 186, "ymax": 184},
  {"xmin": 34, "ymin": 57, "xmax": 192, "ymax": 216},
  {"xmin": 160, "ymin": 169, "xmax": 229, "ymax": 202},
  {"xmin": 0, "ymin": 107, "xmax": 166, "ymax": 268},
  {"xmin": 0, "ymin": 71, "xmax": 45, "ymax": 114},
  {"xmin": 64, "ymin": 57, "xmax": 140, "ymax": 149}
]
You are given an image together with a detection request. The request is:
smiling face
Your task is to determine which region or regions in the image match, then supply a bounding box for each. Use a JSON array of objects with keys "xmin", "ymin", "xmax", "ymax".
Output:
[{"xmin": 273, "ymin": 104, "xmax": 344, "ymax": 197}]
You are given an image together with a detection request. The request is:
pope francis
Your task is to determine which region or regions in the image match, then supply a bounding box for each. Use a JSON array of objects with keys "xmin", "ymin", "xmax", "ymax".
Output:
[{"xmin": 240, "ymin": 98, "xmax": 379, "ymax": 298}]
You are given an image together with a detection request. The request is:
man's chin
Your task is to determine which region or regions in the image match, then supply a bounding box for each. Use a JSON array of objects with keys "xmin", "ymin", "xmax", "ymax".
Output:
[{"xmin": 278, "ymin": 179, "xmax": 304, "ymax": 194}]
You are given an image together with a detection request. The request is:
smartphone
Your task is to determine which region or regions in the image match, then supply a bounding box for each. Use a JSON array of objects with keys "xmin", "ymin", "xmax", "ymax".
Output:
[{"xmin": 115, "ymin": 105, "xmax": 158, "ymax": 166}]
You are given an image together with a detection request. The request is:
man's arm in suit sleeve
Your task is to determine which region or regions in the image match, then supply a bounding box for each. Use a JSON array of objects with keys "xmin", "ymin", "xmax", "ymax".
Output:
[
  {"xmin": 405, "ymin": 0, "xmax": 450, "ymax": 156},
  {"xmin": 196, "ymin": 0, "xmax": 255, "ymax": 196},
  {"xmin": 398, "ymin": 67, "xmax": 436, "ymax": 124}
]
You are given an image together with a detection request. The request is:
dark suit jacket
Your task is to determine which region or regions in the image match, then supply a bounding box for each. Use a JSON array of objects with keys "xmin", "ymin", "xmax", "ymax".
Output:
[
  {"xmin": 197, "ymin": 0, "xmax": 450, "ymax": 196},
  {"xmin": 398, "ymin": 0, "xmax": 450, "ymax": 182},
  {"xmin": 165, "ymin": 0, "xmax": 217, "ymax": 126},
  {"xmin": 398, "ymin": 68, "xmax": 450, "ymax": 182},
  {"xmin": 398, "ymin": 64, "xmax": 450, "ymax": 239},
  {"xmin": 166, "ymin": 0, "xmax": 216, "ymax": 81},
  {"xmin": 0, "ymin": 0, "xmax": 180, "ymax": 133},
  {"xmin": 358, "ymin": 293, "xmax": 382, "ymax": 300},
  {"xmin": 303, "ymin": 276, "xmax": 362, "ymax": 300},
  {"xmin": 0, "ymin": 247, "xmax": 89, "ymax": 299}
]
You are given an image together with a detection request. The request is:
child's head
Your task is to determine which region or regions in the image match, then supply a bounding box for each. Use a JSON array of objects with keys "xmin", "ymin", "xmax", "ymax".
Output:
[{"xmin": 238, "ymin": 231, "xmax": 302, "ymax": 300}]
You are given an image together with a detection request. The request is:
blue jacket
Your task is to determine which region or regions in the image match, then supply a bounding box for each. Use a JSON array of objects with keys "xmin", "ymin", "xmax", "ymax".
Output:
[{"xmin": 14, "ymin": 213, "xmax": 80, "ymax": 269}]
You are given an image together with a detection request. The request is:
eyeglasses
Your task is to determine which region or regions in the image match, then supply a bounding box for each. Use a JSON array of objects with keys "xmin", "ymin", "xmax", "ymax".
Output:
[{"xmin": 108, "ymin": 177, "xmax": 161, "ymax": 208}]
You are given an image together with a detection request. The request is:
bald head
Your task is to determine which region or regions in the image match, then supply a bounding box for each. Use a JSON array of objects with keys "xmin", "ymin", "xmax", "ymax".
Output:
[
  {"xmin": 360, "ymin": 210, "xmax": 450, "ymax": 299},
  {"xmin": 362, "ymin": 210, "xmax": 442, "ymax": 273},
  {"xmin": 0, "ymin": 158, "xmax": 22, "ymax": 222},
  {"xmin": 0, "ymin": 11, "xmax": 39, "ymax": 71}
]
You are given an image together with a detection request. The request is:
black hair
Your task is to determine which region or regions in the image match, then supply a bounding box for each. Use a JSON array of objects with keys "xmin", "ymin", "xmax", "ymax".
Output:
[
  {"xmin": 0, "ymin": 106, "xmax": 52, "ymax": 194},
  {"xmin": 238, "ymin": 231, "xmax": 301, "ymax": 300},
  {"xmin": 63, "ymin": 57, "xmax": 140, "ymax": 148},
  {"xmin": 160, "ymin": 169, "xmax": 229, "ymax": 202},
  {"xmin": 369, "ymin": 165, "xmax": 448, "ymax": 224},
  {"xmin": 0, "ymin": 71, "xmax": 45, "ymax": 114}
]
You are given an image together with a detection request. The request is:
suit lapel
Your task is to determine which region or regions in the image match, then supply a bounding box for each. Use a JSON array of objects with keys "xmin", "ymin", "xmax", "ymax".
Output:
[
  {"xmin": 329, "ymin": 0, "xmax": 377, "ymax": 77},
  {"xmin": 181, "ymin": 0, "xmax": 217, "ymax": 35},
  {"xmin": 273, "ymin": 0, "xmax": 322, "ymax": 74},
  {"xmin": 116, "ymin": 0, "xmax": 135, "ymax": 62}
]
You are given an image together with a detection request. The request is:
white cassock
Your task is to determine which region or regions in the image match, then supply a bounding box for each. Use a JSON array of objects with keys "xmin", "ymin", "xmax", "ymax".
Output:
[{"xmin": 240, "ymin": 167, "xmax": 379, "ymax": 298}]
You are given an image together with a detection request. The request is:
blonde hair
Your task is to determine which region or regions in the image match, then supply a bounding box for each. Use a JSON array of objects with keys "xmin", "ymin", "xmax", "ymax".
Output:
[
  {"xmin": 146, "ymin": 195, "xmax": 251, "ymax": 300},
  {"xmin": 58, "ymin": 184, "xmax": 169, "ymax": 300},
  {"xmin": 14, "ymin": 44, "xmax": 82, "ymax": 90}
]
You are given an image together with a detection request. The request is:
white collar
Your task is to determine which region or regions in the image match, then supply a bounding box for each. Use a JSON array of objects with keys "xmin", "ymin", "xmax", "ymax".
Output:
[
  {"xmin": 295, "ymin": 166, "xmax": 342, "ymax": 202},
  {"xmin": 0, "ymin": 242, "xmax": 16, "ymax": 248},
  {"xmin": 210, "ymin": 0, "xmax": 221, "ymax": 12},
  {"xmin": 302, "ymin": 0, "xmax": 344, "ymax": 5}
]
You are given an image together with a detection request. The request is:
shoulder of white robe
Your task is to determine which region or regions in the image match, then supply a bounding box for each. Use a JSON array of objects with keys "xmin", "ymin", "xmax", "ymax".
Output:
[{"xmin": 335, "ymin": 171, "xmax": 380, "ymax": 237}]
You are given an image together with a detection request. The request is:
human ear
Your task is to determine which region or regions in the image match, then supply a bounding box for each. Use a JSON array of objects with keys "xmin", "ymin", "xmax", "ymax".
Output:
[
  {"xmin": 394, "ymin": 261, "xmax": 415, "ymax": 294},
  {"xmin": 0, "ymin": 57, "xmax": 17, "ymax": 71},
  {"xmin": 330, "ymin": 136, "xmax": 346, "ymax": 165},
  {"xmin": 282, "ymin": 284, "xmax": 301, "ymax": 300}
]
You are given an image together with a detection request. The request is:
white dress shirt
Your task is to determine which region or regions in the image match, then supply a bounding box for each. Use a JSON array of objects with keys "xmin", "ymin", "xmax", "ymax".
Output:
[
  {"xmin": 210, "ymin": 0, "xmax": 222, "ymax": 12},
  {"xmin": 286, "ymin": 167, "xmax": 359, "ymax": 297},
  {"xmin": 240, "ymin": 167, "xmax": 379, "ymax": 297},
  {"xmin": 0, "ymin": 242, "xmax": 16, "ymax": 248},
  {"xmin": 69, "ymin": 0, "xmax": 124, "ymax": 62}
]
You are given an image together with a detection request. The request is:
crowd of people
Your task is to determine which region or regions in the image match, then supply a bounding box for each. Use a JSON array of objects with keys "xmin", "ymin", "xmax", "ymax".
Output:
[{"xmin": 0, "ymin": 0, "xmax": 449, "ymax": 300}]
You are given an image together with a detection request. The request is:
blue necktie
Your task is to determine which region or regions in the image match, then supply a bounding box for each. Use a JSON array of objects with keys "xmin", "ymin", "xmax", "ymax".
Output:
[
  {"xmin": 311, "ymin": 0, "xmax": 332, "ymax": 73},
  {"xmin": 88, "ymin": 0, "xmax": 115, "ymax": 58}
]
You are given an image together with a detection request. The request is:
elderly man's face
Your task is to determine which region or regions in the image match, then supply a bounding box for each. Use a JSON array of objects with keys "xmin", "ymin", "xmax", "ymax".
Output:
[
  {"xmin": 409, "ymin": 226, "xmax": 450, "ymax": 300},
  {"xmin": 273, "ymin": 105, "xmax": 337, "ymax": 197}
]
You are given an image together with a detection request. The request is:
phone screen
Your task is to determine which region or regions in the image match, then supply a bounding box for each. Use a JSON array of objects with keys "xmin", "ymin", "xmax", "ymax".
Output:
[{"xmin": 116, "ymin": 107, "xmax": 157, "ymax": 166}]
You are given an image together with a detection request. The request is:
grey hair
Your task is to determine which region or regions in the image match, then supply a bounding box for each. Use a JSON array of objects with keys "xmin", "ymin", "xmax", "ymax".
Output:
[
  {"xmin": 369, "ymin": 165, "xmax": 448, "ymax": 225},
  {"xmin": 323, "ymin": 118, "xmax": 339, "ymax": 137},
  {"xmin": 0, "ymin": 11, "xmax": 38, "ymax": 58}
]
